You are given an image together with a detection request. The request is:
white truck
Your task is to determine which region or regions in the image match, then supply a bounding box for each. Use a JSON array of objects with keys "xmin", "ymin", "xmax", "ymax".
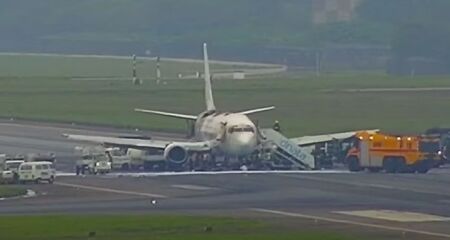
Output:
[
  {"xmin": 105, "ymin": 147, "xmax": 136, "ymax": 170},
  {"xmin": 0, "ymin": 154, "xmax": 26, "ymax": 184},
  {"xmin": 74, "ymin": 146, "xmax": 111, "ymax": 175},
  {"xmin": 1, "ymin": 160, "xmax": 25, "ymax": 183}
]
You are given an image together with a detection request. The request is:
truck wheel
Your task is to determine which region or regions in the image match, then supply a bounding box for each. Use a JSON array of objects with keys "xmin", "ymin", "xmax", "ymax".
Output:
[
  {"xmin": 396, "ymin": 158, "xmax": 408, "ymax": 173},
  {"xmin": 13, "ymin": 173, "xmax": 19, "ymax": 184},
  {"xmin": 121, "ymin": 163, "xmax": 130, "ymax": 171},
  {"xmin": 48, "ymin": 177, "xmax": 54, "ymax": 184},
  {"xmin": 347, "ymin": 156, "xmax": 361, "ymax": 172},
  {"xmin": 383, "ymin": 158, "xmax": 396, "ymax": 173},
  {"xmin": 417, "ymin": 160, "xmax": 431, "ymax": 174},
  {"xmin": 35, "ymin": 178, "xmax": 41, "ymax": 184}
]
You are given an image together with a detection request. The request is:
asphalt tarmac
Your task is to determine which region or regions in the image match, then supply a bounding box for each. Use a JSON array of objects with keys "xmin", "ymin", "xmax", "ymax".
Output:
[{"xmin": 1, "ymin": 120, "xmax": 450, "ymax": 239}]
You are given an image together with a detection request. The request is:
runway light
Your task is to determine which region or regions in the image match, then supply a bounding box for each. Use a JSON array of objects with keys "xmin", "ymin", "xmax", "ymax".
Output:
[
  {"xmin": 397, "ymin": 137, "xmax": 401, "ymax": 141},
  {"xmin": 407, "ymin": 137, "xmax": 412, "ymax": 141}
]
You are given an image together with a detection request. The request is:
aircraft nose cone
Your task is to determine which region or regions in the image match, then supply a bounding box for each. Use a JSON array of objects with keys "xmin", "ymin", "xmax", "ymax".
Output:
[{"xmin": 235, "ymin": 133, "xmax": 257, "ymax": 153}]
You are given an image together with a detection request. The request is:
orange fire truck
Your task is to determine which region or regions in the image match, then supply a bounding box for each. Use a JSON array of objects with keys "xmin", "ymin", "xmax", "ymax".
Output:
[{"xmin": 346, "ymin": 131, "xmax": 440, "ymax": 173}]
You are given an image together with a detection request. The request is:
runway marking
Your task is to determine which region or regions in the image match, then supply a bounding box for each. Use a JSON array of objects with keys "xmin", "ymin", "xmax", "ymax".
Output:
[
  {"xmin": 108, "ymin": 170, "xmax": 349, "ymax": 177},
  {"xmin": 171, "ymin": 184, "xmax": 215, "ymax": 191},
  {"xmin": 335, "ymin": 210, "xmax": 450, "ymax": 222},
  {"xmin": 54, "ymin": 182, "xmax": 167, "ymax": 199},
  {"xmin": 252, "ymin": 208, "xmax": 450, "ymax": 239},
  {"xmin": 322, "ymin": 87, "xmax": 450, "ymax": 93},
  {"xmin": 56, "ymin": 172, "xmax": 77, "ymax": 177},
  {"xmin": 281, "ymin": 174, "xmax": 450, "ymax": 197}
]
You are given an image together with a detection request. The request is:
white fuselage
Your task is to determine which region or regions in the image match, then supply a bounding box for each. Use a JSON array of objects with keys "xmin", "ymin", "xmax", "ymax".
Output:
[{"xmin": 194, "ymin": 111, "xmax": 258, "ymax": 156}]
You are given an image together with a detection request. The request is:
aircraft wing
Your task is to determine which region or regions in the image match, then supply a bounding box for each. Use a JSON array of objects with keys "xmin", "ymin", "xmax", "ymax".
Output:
[
  {"xmin": 64, "ymin": 134, "xmax": 215, "ymax": 152},
  {"xmin": 290, "ymin": 129, "xmax": 379, "ymax": 146}
]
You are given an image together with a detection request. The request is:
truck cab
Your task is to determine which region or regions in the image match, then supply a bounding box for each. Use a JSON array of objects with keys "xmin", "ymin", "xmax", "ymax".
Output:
[
  {"xmin": 346, "ymin": 132, "xmax": 439, "ymax": 173},
  {"xmin": 76, "ymin": 153, "xmax": 111, "ymax": 175},
  {"xmin": 1, "ymin": 160, "xmax": 25, "ymax": 183}
]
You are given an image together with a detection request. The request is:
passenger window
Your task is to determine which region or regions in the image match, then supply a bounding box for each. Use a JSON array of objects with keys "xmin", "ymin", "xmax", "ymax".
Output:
[
  {"xmin": 36, "ymin": 165, "xmax": 42, "ymax": 170},
  {"xmin": 21, "ymin": 165, "xmax": 32, "ymax": 170},
  {"xmin": 42, "ymin": 165, "xmax": 49, "ymax": 170}
]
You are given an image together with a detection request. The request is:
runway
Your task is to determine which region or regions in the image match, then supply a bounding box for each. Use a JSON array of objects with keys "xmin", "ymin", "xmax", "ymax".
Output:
[{"xmin": 1, "ymin": 120, "xmax": 450, "ymax": 239}]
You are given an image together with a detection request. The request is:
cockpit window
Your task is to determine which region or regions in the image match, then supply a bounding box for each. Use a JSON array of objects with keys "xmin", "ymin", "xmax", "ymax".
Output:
[{"xmin": 228, "ymin": 126, "xmax": 255, "ymax": 133}]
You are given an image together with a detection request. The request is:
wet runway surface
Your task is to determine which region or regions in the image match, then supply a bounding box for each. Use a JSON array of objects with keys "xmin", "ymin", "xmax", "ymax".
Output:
[{"xmin": 1, "ymin": 120, "xmax": 450, "ymax": 239}]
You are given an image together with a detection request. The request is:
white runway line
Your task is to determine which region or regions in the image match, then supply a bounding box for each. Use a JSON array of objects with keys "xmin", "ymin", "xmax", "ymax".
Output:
[
  {"xmin": 322, "ymin": 87, "xmax": 450, "ymax": 93},
  {"xmin": 54, "ymin": 182, "xmax": 167, "ymax": 199},
  {"xmin": 171, "ymin": 184, "xmax": 215, "ymax": 191},
  {"xmin": 251, "ymin": 209, "xmax": 450, "ymax": 239},
  {"xmin": 107, "ymin": 170, "xmax": 349, "ymax": 178},
  {"xmin": 56, "ymin": 172, "xmax": 77, "ymax": 177},
  {"xmin": 335, "ymin": 210, "xmax": 450, "ymax": 223},
  {"xmin": 281, "ymin": 174, "xmax": 450, "ymax": 197}
]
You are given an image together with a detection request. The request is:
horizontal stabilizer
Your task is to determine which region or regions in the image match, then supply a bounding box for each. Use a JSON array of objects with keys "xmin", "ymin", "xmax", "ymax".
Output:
[
  {"xmin": 135, "ymin": 108, "xmax": 197, "ymax": 120},
  {"xmin": 238, "ymin": 106, "xmax": 275, "ymax": 115}
]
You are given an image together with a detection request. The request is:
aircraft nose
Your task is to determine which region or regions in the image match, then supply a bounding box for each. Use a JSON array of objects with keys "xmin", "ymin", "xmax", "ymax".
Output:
[{"xmin": 235, "ymin": 133, "xmax": 257, "ymax": 152}]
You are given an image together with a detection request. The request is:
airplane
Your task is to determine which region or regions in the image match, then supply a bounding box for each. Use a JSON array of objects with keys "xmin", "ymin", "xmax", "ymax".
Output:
[
  {"xmin": 65, "ymin": 43, "xmax": 275, "ymax": 167},
  {"xmin": 65, "ymin": 43, "xmax": 378, "ymax": 169}
]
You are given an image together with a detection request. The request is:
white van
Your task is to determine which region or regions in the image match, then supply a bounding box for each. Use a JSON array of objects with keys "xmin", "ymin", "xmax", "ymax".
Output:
[{"xmin": 18, "ymin": 161, "xmax": 55, "ymax": 184}]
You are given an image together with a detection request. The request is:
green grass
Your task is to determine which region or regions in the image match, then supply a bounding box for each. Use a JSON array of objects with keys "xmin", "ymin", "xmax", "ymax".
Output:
[
  {"xmin": 1, "ymin": 55, "xmax": 450, "ymax": 136},
  {"xmin": 0, "ymin": 186, "xmax": 26, "ymax": 198},
  {"xmin": 0, "ymin": 215, "xmax": 354, "ymax": 240}
]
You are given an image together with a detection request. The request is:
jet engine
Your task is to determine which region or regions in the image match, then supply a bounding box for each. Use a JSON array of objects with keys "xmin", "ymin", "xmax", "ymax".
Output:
[{"xmin": 164, "ymin": 144, "xmax": 188, "ymax": 164}]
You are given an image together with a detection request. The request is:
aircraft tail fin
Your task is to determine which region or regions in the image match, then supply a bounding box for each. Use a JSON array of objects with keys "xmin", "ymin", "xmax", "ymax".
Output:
[{"xmin": 203, "ymin": 43, "xmax": 216, "ymax": 111}]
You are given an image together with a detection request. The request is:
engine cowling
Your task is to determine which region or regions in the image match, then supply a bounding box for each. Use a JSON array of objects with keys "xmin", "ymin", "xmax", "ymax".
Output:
[{"xmin": 164, "ymin": 144, "xmax": 188, "ymax": 165}]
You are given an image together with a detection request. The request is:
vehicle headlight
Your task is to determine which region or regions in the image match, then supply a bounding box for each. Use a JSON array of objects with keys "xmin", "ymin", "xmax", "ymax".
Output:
[
  {"xmin": 438, "ymin": 150, "xmax": 442, "ymax": 155},
  {"xmin": 95, "ymin": 162, "xmax": 100, "ymax": 166}
]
